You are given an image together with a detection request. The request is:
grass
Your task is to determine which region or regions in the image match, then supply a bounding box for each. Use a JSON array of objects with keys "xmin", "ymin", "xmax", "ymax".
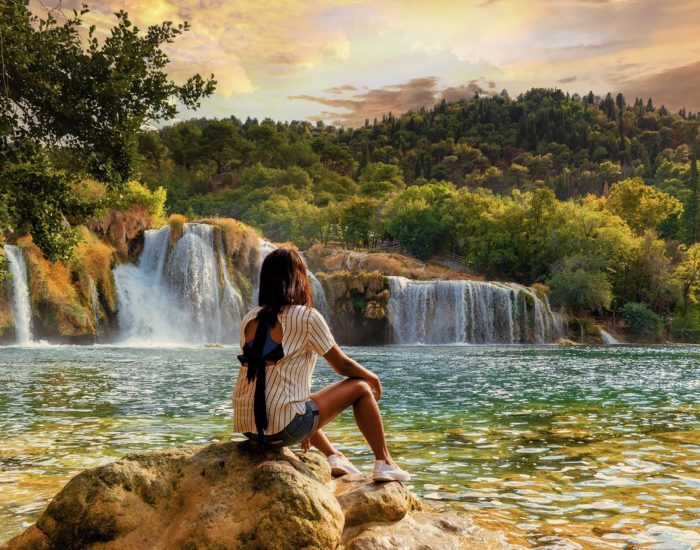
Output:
[
  {"xmin": 168, "ymin": 213, "xmax": 187, "ymax": 245},
  {"xmin": 19, "ymin": 236, "xmax": 93, "ymax": 337}
]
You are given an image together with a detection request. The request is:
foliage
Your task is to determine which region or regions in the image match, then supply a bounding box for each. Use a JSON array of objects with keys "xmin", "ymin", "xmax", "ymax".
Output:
[
  {"xmin": 0, "ymin": 2, "xmax": 214, "ymax": 259},
  {"xmin": 168, "ymin": 214, "xmax": 187, "ymax": 244},
  {"xmin": 603, "ymin": 178, "xmax": 683, "ymax": 235},
  {"xmin": 18, "ymin": 236, "xmax": 93, "ymax": 336},
  {"xmin": 383, "ymin": 183, "xmax": 452, "ymax": 259},
  {"xmin": 674, "ymin": 243, "xmax": 700, "ymax": 314},
  {"xmin": 108, "ymin": 181, "xmax": 167, "ymax": 221},
  {"xmin": 548, "ymin": 256, "xmax": 613, "ymax": 313},
  {"xmin": 621, "ymin": 302, "xmax": 664, "ymax": 338}
]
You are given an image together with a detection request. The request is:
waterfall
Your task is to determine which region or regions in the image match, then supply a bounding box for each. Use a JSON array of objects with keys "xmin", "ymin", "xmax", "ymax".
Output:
[
  {"xmin": 309, "ymin": 271, "xmax": 331, "ymax": 322},
  {"xmin": 250, "ymin": 242, "xmax": 331, "ymax": 321},
  {"xmin": 89, "ymin": 278, "xmax": 103, "ymax": 338},
  {"xmin": 387, "ymin": 276, "xmax": 563, "ymax": 344},
  {"xmin": 113, "ymin": 224, "xmax": 244, "ymax": 345},
  {"xmin": 600, "ymin": 329, "xmax": 619, "ymax": 345},
  {"xmin": 4, "ymin": 245, "xmax": 32, "ymax": 344},
  {"xmin": 250, "ymin": 238, "xmax": 277, "ymax": 306}
]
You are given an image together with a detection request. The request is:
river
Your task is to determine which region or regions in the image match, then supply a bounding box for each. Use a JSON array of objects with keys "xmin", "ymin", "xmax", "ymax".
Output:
[{"xmin": 1, "ymin": 344, "xmax": 699, "ymax": 548}]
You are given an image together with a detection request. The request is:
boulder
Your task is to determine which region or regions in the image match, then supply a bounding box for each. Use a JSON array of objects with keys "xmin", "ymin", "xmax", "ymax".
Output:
[
  {"xmin": 3, "ymin": 442, "xmax": 518, "ymax": 550},
  {"xmin": 2, "ymin": 442, "xmax": 343, "ymax": 550}
]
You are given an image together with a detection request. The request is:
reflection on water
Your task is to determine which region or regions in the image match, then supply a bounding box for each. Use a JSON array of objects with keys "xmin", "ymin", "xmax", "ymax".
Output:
[{"xmin": 1, "ymin": 344, "xmax": 699, "ymax": 548}]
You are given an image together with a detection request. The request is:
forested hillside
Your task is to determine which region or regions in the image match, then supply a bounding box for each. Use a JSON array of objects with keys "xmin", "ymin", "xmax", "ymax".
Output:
[{"xmin": 135, "ymin": 89, "xmax": 700, "ymax": 340}]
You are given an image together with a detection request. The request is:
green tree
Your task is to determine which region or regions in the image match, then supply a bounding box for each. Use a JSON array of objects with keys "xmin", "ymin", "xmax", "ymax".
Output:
[
  {"xmin": 383, "ymin": 183, "xmax": 453, "ymax": 259},
  {"xmin": 359, "ymin": 163, "xmax": 405, "ymax": 198},
  {"xmin": 621, "ymin": 302, "xmax": 664, "ymax": 338},
  {"xmin": 604, "ymin": 178, "xmax": 683, "ymax": 235},
  {"xmin": 0, "ymin": 2, "xmax": 215, "ymax": 259}
]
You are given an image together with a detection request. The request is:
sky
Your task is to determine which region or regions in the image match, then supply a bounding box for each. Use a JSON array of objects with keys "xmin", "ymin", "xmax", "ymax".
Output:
[{"xmin": 30, "ymin": 0, "xmax": 700, "ymax": 127}]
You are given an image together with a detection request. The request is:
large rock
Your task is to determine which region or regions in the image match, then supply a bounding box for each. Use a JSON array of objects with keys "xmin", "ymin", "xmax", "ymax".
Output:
[
  {"xmin": 3, "ymin": 442, "xmax": 518, "ymax": 550},
  {"xmin": 333, "ymin": 474, "xmax": 421, "ymax": 527},
  {"xmin": 2, "ymin": 441, "xmax": 343, "ymax": 550},
  {"xmin": 340, "ymin": 511, "xmax": 514, "ymax": 550}
]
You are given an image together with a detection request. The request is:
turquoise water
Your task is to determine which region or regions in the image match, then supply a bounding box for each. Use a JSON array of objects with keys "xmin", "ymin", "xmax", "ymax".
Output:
[{"xmin": 1, "ymin": 344, "xmax": 700, "ymax": 548}]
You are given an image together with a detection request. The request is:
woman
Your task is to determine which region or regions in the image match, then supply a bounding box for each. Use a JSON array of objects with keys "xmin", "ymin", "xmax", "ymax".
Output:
[{"xmin": 233, "ymin": 248, "xmax": 409, "ymax": 482}]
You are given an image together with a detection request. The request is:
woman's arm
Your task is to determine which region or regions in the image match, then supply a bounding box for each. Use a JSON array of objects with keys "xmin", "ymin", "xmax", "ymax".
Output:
[{"xmin": 322, "ymin": 345, "xmax": 382, "ymax": 400}]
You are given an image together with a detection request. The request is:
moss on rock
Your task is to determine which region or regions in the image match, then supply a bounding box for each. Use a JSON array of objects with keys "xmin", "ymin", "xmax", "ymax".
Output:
[{"xmin": 18, "ymin": 236, "xmax": 93, "ymax": 339}]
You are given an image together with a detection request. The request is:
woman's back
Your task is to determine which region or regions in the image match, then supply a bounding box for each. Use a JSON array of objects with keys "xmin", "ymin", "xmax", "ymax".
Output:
[{"xmin": 232, "ymin": 304, "xmax": 335, "ymax": 435}]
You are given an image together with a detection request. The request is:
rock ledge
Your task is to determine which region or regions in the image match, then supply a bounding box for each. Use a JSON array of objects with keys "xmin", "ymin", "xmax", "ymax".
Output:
[{"xmin": 2, "ymin": 441, "xmax": 516, "ymax": 550}]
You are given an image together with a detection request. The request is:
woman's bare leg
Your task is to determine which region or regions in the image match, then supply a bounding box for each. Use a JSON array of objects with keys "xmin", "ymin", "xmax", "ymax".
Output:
[
  {"xmin": 310, "ymin": 378, "xmax": 392, "ymax": 462},
  {"xmin": 309, "ymin": 430, "xmax": 336, "ymax": 456}
]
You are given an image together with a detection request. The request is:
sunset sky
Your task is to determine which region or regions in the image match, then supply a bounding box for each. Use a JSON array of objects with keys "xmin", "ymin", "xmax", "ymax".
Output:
[{"xmin": 31, "ymin": 0, "xmax": 700, "ymax": 127}]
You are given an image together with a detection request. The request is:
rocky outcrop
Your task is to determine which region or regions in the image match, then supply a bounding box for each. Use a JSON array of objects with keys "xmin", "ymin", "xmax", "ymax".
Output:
[
  {"xmin": 2, "ymin": 442, "xmax": 517, "ymax": 550},
  {"xmin": 316, "ymin": 271, "xmax": 391, "ymax": 345},
  {"xmin": 305, "ymin": 244, "xmax": 481, "ymax": 282}
]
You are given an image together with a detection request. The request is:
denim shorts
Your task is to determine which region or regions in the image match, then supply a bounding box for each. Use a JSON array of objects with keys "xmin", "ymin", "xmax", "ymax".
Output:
[{"xmin": 244, "ymin": 400, "xmax": 320, "ymax": 447}]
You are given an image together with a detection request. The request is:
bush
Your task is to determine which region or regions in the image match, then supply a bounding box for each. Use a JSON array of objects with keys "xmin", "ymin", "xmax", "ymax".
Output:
[
  {"xmin": 548, "ymin": 262, "xmax": 612, "ymax": 313},
  {"xmin": 621, "ymin": 302, "xmax": 664, "ymax": 338},
  {"xmin": 108, "ymin": 181, "xmax": 167, "ymax": 221}
]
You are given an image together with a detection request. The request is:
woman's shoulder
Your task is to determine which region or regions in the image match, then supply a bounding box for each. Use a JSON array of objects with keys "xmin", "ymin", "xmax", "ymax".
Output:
[{"xmin": 283, "ymin": 304, "xmax": 324, "ymax": 321}]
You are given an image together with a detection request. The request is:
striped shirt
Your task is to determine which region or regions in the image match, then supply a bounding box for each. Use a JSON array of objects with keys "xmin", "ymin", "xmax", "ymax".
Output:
[{"xmin": 232, "ymin": 305, "xmax": 336, "ymax": 435}]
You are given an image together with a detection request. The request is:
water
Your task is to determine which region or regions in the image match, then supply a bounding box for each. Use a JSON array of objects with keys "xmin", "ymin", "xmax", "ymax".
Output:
[
  {"xmin": 1, "ymin": 344, "xmax": 699, "ymax": 548},
  {"xmin": 600, "ymin": 329, "xmax": 620, "ymax": 345},
  {"xmin": 113, "ymin": 224, "xmax": 245, "ymax": 344},
  {"xmin": 388, "ymin": 276, "xmax": 564, "ymax": 344},
  {"xmin": 4, "ymin": 246, "xmax": 32, "ymax": 344}
]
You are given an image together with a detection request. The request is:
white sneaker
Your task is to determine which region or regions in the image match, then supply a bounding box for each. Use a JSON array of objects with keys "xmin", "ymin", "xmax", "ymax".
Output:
[
  {"xmin": 372, "ymin": 460, "xmax": 411, "ymax": 482},
  {"xmin": 328, "ymin": 453, "xmax": 362, "ymax": 477}
]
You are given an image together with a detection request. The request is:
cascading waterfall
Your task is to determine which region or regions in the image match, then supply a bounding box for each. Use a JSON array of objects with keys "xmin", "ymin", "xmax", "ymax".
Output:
[
  {"xmin": 89, "ymin": 279, "xmax": 103, "ymax": 338},
  {"xmin": 113, "ymin": 224, "xmax": 244, "ymax": 344},
  {"xmin": 4, "ymin": 245, "xmax": 32, "ymax": 344},
  {"xmin": 387, "ymin": 276, "xmax": 563, "ymax": 344},
  {"xmin": 308, "ymin": 271, "xmax": 331, "ymax": 321},
  {"xmin": 250, "ymin": 238, "xmax": 278, "ymax": 306}
]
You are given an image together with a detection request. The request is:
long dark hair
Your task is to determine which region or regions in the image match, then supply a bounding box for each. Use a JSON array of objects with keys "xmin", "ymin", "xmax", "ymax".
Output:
[{"xmin": 257, "ymin": 248, "xmax": 313, "ymax": 324}]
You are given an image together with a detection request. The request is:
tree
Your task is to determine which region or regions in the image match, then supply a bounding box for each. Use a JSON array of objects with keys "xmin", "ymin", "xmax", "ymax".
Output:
[
  {"xmin": 358, "ymin": 163, "xmax": 405, "ymax": 198},
  {"xmin": 0, "ymin": 2, "xmax": 215, "ymax": 259},
  {"xmin": 383, "ymin": 183, "xmax": 454, "ymax": 259},
  {"xmin": 604, "ymin": 178, "xmax": 683, "ymax": 235},
  {"xmin": 548, "ymin": 256, "xmax": 613, "ymax": 313},
  {"xmin": 622, "ymin": 302, "xmax": 663, "ymax": 338},
  {"xmin": 675, "ymin": 244, "xmax": 700, "ymax": 314},
  {"xmin": 683, "ymin": 126, "xmax": 700, "ymax": 243}
]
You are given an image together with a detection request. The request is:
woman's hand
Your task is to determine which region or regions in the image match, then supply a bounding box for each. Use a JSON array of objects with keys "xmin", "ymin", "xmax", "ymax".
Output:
[
  {"xmin": 301, "ymin": 438, "xmax": 311, "ymax": 453},
  {"xmin": 365, "ymin": 371, "xmax": 382, "ymax": 401}
]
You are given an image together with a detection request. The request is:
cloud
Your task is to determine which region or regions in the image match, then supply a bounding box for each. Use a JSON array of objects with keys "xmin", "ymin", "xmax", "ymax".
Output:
[
  {"xmin": 324, "ymin": 84, "xmax": 360, "ymax": 94},
  {"xmin": 616, "ymin": 60, "xmax": 700, "ymax": 111},
  {"xmin": 291, "ymin": 77, "xmax": 494, "ymax": 127},
  {"xmin": 557, "ymin": 76, "xmax": 578, "ymax": 84}
]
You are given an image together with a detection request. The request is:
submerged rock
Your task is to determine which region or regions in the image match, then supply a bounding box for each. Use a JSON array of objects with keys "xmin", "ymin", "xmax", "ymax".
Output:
[{"xmin": 3, "ymin": 441, "xmax": 517, "ymax": 550}]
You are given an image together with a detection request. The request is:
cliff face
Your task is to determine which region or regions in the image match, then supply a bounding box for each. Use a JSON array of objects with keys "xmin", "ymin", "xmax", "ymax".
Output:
[
  {"xmin": 316, "ymin": 271, "xmax": 391, "ymax": 345},
  {"xmin": 2, "ymin": 441, "xmax": 517, "ymax": 550}
]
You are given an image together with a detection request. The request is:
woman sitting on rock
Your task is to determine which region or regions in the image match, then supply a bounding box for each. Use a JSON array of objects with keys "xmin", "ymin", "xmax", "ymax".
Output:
[{"xmin": 233, "ymin": 248, "xmax": 410, "ymax": 482}]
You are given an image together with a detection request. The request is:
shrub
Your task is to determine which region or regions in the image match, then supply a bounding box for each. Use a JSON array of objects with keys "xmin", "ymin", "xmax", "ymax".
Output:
[
  {"xmin": 108, "ymin": 181, "xmax": 167, "ymax": 221},
  {"xmin": 168, "ymin": 213, "xmax": 187, "ymax": 244},
  {"xmin": 621, "ymin": 302, "xmax": 664, "ymax": 338}
]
